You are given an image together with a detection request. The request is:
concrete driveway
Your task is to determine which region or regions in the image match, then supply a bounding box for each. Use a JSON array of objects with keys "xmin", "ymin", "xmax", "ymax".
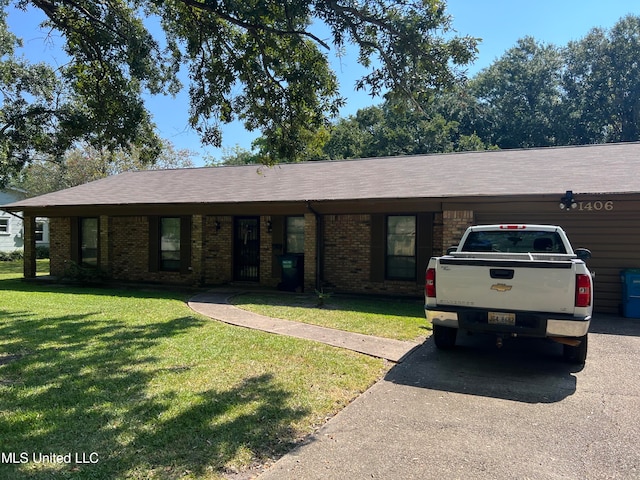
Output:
[{"xmin": 258, "ymin": 315, "xmax": 640, "ymax": 479}]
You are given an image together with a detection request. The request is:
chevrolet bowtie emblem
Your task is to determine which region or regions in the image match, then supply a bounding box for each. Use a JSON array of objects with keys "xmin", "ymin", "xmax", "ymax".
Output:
[{"xmin": 491, "ymin": 283, "xmax": 513, "ymax": 292}]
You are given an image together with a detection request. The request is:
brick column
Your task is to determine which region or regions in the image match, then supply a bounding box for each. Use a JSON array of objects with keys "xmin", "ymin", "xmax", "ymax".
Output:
[
  {"xmin": 191, "ymin": 215, "xmax": 205, "ymax": 286},
  {"xmin": 49, "ymin": 217, "xmax": 70, "ymax": 277},
  {"xmin": 23, "ymin": 215, "xmax": 36, "ymax": 278},
  {"xmin": 442, "ymin": 210, "xmax": 474, "ymax": 252},
  {"xmin": 259, "ymin": 216, "xmax": 274, "ymax": 286},
  {"xmin": 304, "ymin": 212, "xmax": 317, "ymax": 292}
]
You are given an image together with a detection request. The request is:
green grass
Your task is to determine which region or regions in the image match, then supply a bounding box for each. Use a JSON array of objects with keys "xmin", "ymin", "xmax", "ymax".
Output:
[
  {"xmin": 0, "ymin": 262, "xmax": 386, "ymax": 479},
  {"xmin": 230, "ymin": 292, "xmax": 430, "ymax": 341},
  {"xmin": 0, "ymin": 258, "xmax": 50, "ymax": 276}
]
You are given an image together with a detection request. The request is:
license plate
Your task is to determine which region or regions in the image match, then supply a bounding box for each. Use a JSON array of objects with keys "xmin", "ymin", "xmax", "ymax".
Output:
[{"xmin": 488, "ymin": 312, "xmax": 516, "ymax": 325}]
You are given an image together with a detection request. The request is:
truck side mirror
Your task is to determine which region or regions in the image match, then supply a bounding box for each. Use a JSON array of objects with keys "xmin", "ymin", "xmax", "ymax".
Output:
[
  {"xmin": 447, "ymin": 245, "xmax": 458, "ymax": 255},
  {"xmin": 575, "ymin": 248, "xmax": 591, "ymax": 261}
]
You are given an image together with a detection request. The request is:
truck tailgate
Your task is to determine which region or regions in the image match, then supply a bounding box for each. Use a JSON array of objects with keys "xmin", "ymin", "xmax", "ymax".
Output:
[{"xmin": 436, "ymin": 257, "xmax": 576, "ymax": 314}]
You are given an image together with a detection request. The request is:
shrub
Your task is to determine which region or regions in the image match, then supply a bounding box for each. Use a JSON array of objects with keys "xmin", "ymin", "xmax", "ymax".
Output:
[
  {"xmin": 0, "ymin": 250, "xmax": 23, "ymax": 261},
  {"xmin": 63, "ymin": 261, "xmax": 110, "ymax": 284}
]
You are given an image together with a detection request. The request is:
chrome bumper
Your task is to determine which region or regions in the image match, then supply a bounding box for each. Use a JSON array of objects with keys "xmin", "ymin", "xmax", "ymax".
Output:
[
  {"xmin": 546, "ymin": 317, "xmax": 590, "ymax": 337},
  {"xmin": 426, "ymin": 308, "xmax": 591, "ymax": 338},
  {"xmin": 426, "ymin": 309, "xmax": 459, "ymax": 328}
]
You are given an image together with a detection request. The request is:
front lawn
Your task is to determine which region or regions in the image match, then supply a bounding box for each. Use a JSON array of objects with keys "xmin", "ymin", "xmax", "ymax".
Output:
[
  {"xmin": 0, "ymin": 263, "xmax": 385, "ymax": 479},
  {"xmin": 230, "ymin": 292, "xmax": 429, "ymax": 341}
]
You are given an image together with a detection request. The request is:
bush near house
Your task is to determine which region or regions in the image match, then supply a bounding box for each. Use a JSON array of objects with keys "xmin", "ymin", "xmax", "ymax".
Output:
[
  {"xmin": 0, "ymin": 247, "xmax": 48, "ymax": 261},
  {"xmin": 0, "ymin": 250, "xmax": 23, "ymax": 261}
]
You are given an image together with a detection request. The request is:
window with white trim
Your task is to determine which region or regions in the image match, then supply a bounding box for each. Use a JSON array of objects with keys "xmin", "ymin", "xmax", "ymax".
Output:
[
  {"xmin": 0, "ymin": 218, "xmax": 9, "ymax": 235},
  {"xmin": 35, "ymin": 222, "xmax": 44, "ymax": 242}
]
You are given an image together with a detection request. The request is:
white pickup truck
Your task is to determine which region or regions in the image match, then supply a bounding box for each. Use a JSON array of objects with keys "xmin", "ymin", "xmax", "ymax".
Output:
[{"xmin": 425, "ymin": 225, "xmax": 593, "ymax": 363}]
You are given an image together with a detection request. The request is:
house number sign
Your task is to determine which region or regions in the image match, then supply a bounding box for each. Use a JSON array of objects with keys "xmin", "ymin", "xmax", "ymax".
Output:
[{"xmin": 577, "ymin": 201, "xmax": 614, "ymax": 211}]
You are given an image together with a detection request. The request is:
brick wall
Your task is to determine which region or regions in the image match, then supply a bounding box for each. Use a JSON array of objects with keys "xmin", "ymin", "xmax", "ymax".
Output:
[
  {"xmin": 110, "ymin": 216, "xmax": 148, "ymax": 281},
  {"xmin": 259, "ymin": 216, "xmax": 278, "ymax": 287},
  {"xmin": 322, "ymin": 214, "xmax": 424, "ymax": 297},
  {"xmin": 22, "ymin": 215, "xmax": 36, "ymax": 278},
  {"xmin": 441, "ymin": 210, "xmax": 474, "ymax": 252},
  {"xmin": 433, "ymin": 212, "xmax": 444, "ymax": 256},
  {"xmin": 203, "ymin": 216, "xmax": 233, "ymax": 285},
  {"xmin": 323, "ymin": 214, "xmax": 370, "ymax": 292},
  {"xmin": 49, "ymin": 217, "xmax": 70, "ymax": 277},
  {"xmin": 303, "ymin": 213, "xmax": 317, "ymax": 292},
  {"xmin": 109, "ymin": 216, "xmax": 198, "ymax": 285},
  {"xmin": 46, "ymin": 210, "xmax": 474, "ymax": 294}
]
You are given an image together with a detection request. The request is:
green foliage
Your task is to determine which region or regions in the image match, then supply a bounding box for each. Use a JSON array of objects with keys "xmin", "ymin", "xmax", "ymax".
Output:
[
  {"xmin": 62, "ymin": 261, "xmax": 110, "ymax": 284},
  {"xmin": 563, "ymin": 14, "xmax": 640, "ymax": 143},
  {"xmin": 15, "ymin": 141, "xmax": 196, "ymax": 197},
  {"xmin": 2, "ymin": 0, "xmax": 478, "ymax": 174},
  {"xmin": 0, "ymin": 250, "xmax": 22, "ymax": 261},
  {"xmin": 470, "ymin": 16, "xmax": 640, "ymax": 149},
  {"xmin": 0, "ymin": 3, "xmax": 163, "ymax": 187},
  {"xmin": 206, "ymin": 145, "xmax": 261, "ymax": 167},
  {"xmin": 314, "ymin": 288, "xmax": 333, "ymax": 308},
  {"xmin": 323, "ymin": 98, "xmax": 495, "ymax": 160},
  {"xmin": 471, "ymin": 36, "xmax": 564, "ymax": 149},
  {"xmin": 0, "ymin": 249, "xmax": 48, "ymax": 261}
]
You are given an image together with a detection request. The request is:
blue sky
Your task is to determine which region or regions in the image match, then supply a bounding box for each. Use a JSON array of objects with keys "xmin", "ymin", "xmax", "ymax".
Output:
[{"xmin": 8, "ymin": 0, "xmax": 640, "ymax": 165}]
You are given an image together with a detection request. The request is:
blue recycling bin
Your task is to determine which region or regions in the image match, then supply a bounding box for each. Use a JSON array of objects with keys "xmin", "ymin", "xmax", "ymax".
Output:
[{"xmin": 621, "ymin": 269, "xmax": 640, "ymax": 318}]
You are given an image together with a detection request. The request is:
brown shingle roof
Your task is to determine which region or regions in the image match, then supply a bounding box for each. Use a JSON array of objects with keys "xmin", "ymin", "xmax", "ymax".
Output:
[{"xmin": 4, "ymin": 143, "xmax": 640, "ymax": 210}]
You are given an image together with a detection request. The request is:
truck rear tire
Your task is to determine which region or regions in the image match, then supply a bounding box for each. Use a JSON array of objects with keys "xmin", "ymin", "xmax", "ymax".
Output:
[
  {"xmin": 433, "ymin": 324, "xmax": 457, "ymax": 349},
  {"xmin": 563, "ymin": 334, "xmax": 588, "ymax": 364}
]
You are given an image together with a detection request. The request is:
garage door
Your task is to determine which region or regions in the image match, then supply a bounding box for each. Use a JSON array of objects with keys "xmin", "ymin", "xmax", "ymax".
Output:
[{"xmin": 475, "ymin": 210, "xmax": 640, "ymax": 314}]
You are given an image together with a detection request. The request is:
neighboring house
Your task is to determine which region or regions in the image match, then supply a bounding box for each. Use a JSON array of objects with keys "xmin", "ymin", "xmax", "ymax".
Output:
[
  {"xmin": 0, "ymin": 188, "xmax": 49, "ymax": 253},
  {"xmin": 2, "ymin": 142, "xmax": 640, "ymax": 314}
]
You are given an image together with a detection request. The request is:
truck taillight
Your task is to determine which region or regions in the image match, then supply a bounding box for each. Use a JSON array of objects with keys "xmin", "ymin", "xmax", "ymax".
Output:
[
  {"xmin": 426, "ymin": 268, "xmax": 436, "ymax": 298},
  {"xmin": 575, "ymin": 274, "xmax": 592, "ymax": 307}
]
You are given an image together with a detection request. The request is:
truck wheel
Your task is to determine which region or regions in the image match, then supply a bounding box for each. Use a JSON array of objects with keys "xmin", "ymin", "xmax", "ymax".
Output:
[
  {"xmin": 433, "ymin": 325, "xmax": 457, "ymax": 349},
  {"xmin": 563, "ymin": 334, "xmax": 588, "ymax": 364}
]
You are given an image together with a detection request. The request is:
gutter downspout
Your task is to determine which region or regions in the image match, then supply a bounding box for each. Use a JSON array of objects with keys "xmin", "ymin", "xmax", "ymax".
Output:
[{"xmin": 306, "ymin": 201, "xmax": 322, "ymax": 292}]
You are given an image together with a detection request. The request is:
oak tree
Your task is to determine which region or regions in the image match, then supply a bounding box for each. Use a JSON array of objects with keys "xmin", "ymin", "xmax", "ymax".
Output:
[{"xmin": 4, "ymin": 0, "xmax": 477, "ymax": 180}]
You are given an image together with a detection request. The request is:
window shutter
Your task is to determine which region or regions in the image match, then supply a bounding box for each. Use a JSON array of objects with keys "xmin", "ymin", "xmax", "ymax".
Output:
[
  {"xmin": 270, "ymin": 216, "xmax": 285, "ymax": 278},
  {"xmin": 148, "ymin": 216, "xmax": 159, "ymax": 272},
  {"xmin": 70, "ymin": 217, "xmax": 79, "ymax": 263},
  {"xmin": 370, "ymin": 214, "xmax": 385, "ymax": 282},
  {"xmin": 416, "ymin": 213, "xmax": 433, "ymax": 285},
  {"xmin": 180, "ymin": 216, "xmax": 192, "ymax": 275}
]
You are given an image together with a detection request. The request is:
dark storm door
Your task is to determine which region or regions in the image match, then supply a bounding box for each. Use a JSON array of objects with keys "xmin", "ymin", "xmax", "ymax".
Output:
[{"xmin": 234, "ymin": 217, "xmax": 260, "ymax": 281}]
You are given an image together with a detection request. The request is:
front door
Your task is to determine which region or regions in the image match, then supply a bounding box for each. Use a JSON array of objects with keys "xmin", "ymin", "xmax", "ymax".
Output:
[{"xmin": 234, "ymin": 217, "xmax": 260, "ymax": 281}]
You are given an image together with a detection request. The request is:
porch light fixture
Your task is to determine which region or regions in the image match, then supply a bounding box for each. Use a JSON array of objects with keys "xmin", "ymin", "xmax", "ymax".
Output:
[
  {"xmin": 559, "ymin": 190, "xmax": 577, "ymax": 211},
  {"xmin": 214, "ymin": 220, "xmax": 221, "ymax": 231},
  {"xmin": 267, "ymin": 219, "xmax": 272, "ymax": 233}
]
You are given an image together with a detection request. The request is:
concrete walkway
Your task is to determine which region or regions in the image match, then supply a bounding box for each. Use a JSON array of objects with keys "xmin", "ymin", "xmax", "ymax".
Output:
[{"xmin": 188, "ymin": 291, "xmax": 422, "ymax": 363}]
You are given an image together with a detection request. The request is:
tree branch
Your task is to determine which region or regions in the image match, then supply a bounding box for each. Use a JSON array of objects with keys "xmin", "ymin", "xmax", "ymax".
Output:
[{"xmin": 177, "ymin": 0, "xmax": 331, "ymax": 50}]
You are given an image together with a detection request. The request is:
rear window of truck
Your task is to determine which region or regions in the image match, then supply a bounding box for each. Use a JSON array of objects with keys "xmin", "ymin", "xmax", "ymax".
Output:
[{"xmin": 462, "ymin": 230, "xmax": 567, "ymax": 254}]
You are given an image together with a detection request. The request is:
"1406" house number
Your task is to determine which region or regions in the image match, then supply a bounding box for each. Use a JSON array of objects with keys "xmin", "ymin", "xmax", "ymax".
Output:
[{"xmin": 577, "ymin": 201, "xmax": 614, "ymax": 211}]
